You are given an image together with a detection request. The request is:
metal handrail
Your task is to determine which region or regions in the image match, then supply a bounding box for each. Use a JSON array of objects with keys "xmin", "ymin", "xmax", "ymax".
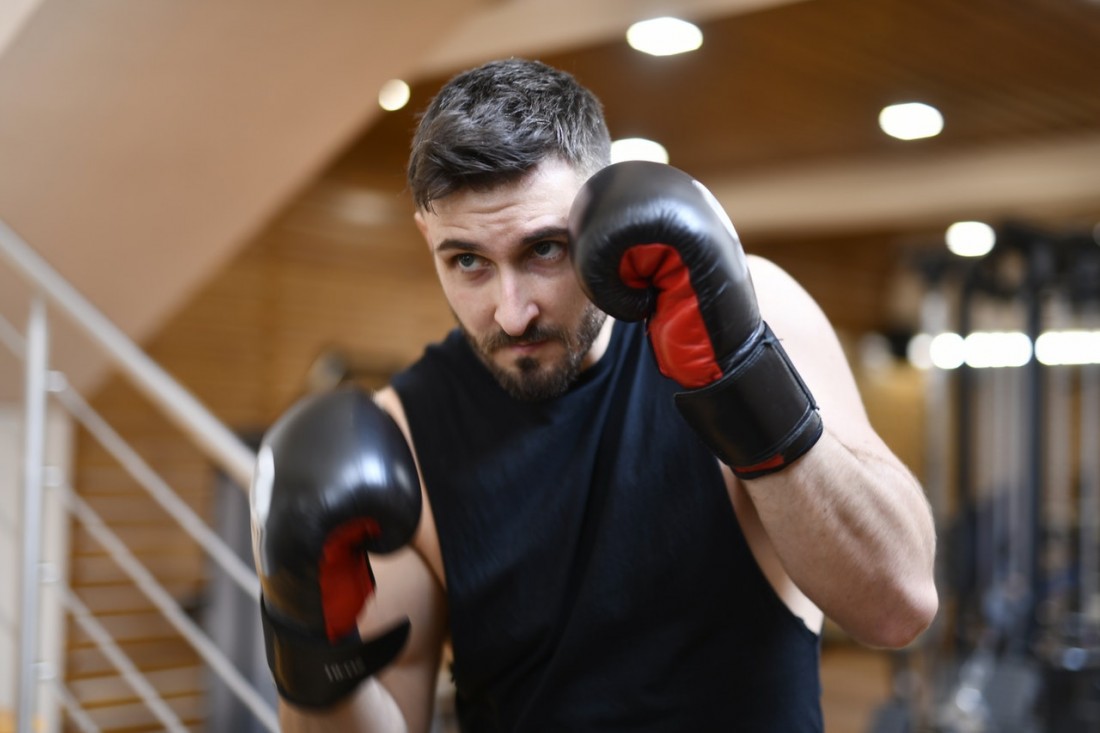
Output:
[
  {"xmin": 0, "ymin": 219, "xmax": 255, "ymax": 489},
  {"xmin": 52, "ymin": 375, "xmax": 261, "ymax": 602},
  {"xmin": 59, "ymin": 585, "xmax": 188, "ymax": 733},
  {"xmin": 49, "ymin": 679, "xmax": 101, "ymax": 733},
  {"xmin": 0, "ymin": 311, "xmax": 278, "ymax": 729},
  {"xmin": 63, "ymin": 482, "xmax": 279, "ymax": 732},
  {"xmin": 0, "ymin": 313, "xmax": 260, "ymax": 601},
  {"xmin": 0, "ymin": 220, "xmax": 274, "ymax": 731},
  {"xmin": 17, "ymin": 296, "xmax": 48, "ymax": 732}
]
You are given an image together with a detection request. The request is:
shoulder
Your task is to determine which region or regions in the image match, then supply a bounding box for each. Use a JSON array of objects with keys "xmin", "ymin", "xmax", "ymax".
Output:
[
  {"xmin": 747, "ymin": 254, "xmax": 831, "ymax": 338},
  {"xmin": 747, "ymin": 255, "xmax": 832, "ymax": 346},
  {"xmin": 747, "ymin": 255, "xmax": 812, "ymax": 309},
  {"xmin": 373, "ymin": 386, "xmax": 447, "ymax": 590},
  {"xmin": 374, "ymin": 385, "xmax": 407, "ymax": 431}
]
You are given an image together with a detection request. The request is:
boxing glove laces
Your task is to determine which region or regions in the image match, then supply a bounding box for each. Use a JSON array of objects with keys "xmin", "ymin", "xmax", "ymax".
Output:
[
  {"xmin": 569, "ymin": 160, "xmax": 823, "ymax": 479},
  {"xmin": 250, "ymin": 387, "xmax": 422, "ymax": 708}
]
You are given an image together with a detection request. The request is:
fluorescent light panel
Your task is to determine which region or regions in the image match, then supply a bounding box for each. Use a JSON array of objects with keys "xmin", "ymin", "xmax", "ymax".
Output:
[{"xmin": 909, "ymin": 330, "xmax": 1100, "ymax": 369}]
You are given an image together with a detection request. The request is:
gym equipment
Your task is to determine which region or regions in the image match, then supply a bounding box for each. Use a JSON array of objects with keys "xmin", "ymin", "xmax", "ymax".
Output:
[{"xmin": 873, "ymin": 222, "xmax": 1100, "ymax": 732}]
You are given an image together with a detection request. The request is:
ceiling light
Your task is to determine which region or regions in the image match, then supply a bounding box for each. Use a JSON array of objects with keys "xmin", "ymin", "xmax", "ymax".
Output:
[
  {"xmin": 945, "ymin": 220, "xmax": 996, "ymax": 257},
  {"xmin": 913, "ymin": 329, "xmax": 1100, "ymax": 369},
  {"xmin": 878, "ymin": 102, "xmax": 944, "ymax": 140},
  {"xmin": 928, "ymin": 332, "xmax": 966, "ymax": 370},
  {"xmin": 610, "ymin": 137, "xmax": 669, "ymax": 164},
  {"xmin": 626, "ymin": 17, "xmax": 703, "ymax": 56},
  {"xmin": 378, "ymin": 79, "xmax": 411, "ymax": 112},
  {"xmin": 1036, "ymin": 330, "xmax": 1100, "ymax": 366},
  {"xmin": 906, "ymin": 333, "xmax": 935, "ymax": 370},
  {"xmin": 964, "ymin": 331, "xmax": 1033, "ymax": 368}
]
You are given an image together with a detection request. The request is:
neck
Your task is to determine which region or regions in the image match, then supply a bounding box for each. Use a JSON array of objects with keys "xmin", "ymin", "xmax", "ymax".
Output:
[{"xmin": 580, "ymin": 316, "xmax": 616, "ymax": 372}]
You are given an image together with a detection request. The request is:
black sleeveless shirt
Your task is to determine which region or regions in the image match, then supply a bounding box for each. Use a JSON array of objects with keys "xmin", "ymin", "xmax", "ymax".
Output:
[{"xmin": 391, "ymin": 321, "xmax": 822, "ymax": 732}]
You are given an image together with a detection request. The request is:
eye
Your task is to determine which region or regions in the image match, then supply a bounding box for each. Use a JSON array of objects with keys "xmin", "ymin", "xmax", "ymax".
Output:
[
  {"xmin": 452, "ymin": 252, "xmax": 486, "ymax": 272},
  {"xmin": 531, "ymin": 240, "xmax": 565, "ymax": 261}
]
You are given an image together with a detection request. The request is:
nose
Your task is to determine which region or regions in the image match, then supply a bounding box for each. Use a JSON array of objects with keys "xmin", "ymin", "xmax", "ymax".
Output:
[{"xmin": 494, "ymin": 271, "xmax": 539, "ymax": 337}]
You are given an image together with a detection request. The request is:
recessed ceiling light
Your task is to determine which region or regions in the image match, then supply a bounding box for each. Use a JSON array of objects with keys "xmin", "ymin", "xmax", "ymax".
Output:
[
  {"xmin": 945, "ymin": 220, "xmax": 996, "ymax": 257},
  {"xmin": 626, "ymin": 17, "xmax": 703, "ymax": 56},
  {"xmin": 878, "ymin": 102, "xmax": 944, "ymax": 140},
  {"xmin": 610, "ymin": 137, "xmax": 669, "ymax": 164},
  {"xmin": 378, "ymin": 79, "xmax": 411, "ymax": 112}
]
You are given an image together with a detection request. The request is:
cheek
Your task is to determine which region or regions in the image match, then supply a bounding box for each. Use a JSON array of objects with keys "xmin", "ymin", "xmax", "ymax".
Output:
[
  {"xmin": 557, "ymin": 274, "xmax": 594, "ymax": 320},
  {"xmin": 440, "ymin": 278, "xmax": 493, "ymax": 329}
]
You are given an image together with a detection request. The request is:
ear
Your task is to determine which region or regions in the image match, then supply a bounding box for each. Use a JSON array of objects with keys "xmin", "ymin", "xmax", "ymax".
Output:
[{"xmin": 413, "ymin": 210, "xmax": 431, "ymax": 250}]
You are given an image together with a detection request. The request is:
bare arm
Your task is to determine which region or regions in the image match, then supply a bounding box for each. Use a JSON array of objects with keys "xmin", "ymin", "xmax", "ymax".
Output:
[
  {"xmin": 742, "ymin": 256, "xmax": 938, "ymax": 648},
  {"xmin": 279, "ymin": 387, "xmax": 450, "ymax": 732}
]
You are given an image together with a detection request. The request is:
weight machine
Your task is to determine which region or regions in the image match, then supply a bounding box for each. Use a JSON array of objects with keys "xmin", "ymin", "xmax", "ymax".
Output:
[{"xmin": 874, "ymin": 222, "xmax": 1100, "ymax": 732}]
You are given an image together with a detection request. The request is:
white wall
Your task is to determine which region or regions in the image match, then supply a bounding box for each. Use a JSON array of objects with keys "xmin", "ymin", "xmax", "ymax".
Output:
[{"xmin": 0, "ymin": 403, "xmax": 73, "ymax": 733}]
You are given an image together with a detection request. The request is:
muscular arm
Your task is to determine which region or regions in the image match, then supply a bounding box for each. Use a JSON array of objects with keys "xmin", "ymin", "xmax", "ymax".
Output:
[
  {"xmin": 742, "ymin": 256, "xmax": 938, "ymax": 648},
  {"xmin": 278, "ymin": 388, "xmax": 450, "ymax": 732},
  {"xmin": 568, "ymin": 161, "xmax": 936, "ymax": 648}
]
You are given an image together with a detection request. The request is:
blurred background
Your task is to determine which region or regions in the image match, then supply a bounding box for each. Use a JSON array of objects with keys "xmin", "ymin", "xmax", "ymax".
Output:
[{"xmin": 1, "ymin": 0, "xmax": 1099, "ymax": 730}]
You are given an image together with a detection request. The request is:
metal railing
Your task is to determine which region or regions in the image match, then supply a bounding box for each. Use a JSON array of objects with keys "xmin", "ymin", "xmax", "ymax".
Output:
[{"xmin": 0, "ymin": 219, "xmax": 277, "ymax": 732}]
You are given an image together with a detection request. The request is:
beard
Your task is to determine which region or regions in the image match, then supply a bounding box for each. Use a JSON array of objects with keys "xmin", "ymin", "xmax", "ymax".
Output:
[{"xmin": 460, "ymin": 304, "xmax": 607, "ymax": 401}]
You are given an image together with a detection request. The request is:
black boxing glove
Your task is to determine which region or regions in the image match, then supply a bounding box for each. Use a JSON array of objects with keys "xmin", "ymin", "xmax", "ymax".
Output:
[
  {"xmin": 250, "ymin": 387, "xmax": 421, "ymax": 708},
  {"xmin": 569, "ymin": 160, "xmax": 822, "ymax": 479}
]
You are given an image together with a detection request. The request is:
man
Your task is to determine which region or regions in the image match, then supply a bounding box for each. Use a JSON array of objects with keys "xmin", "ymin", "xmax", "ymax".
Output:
[{"xmin": 251, "ymin": 58, "xmax": 938, "ymax": 731}]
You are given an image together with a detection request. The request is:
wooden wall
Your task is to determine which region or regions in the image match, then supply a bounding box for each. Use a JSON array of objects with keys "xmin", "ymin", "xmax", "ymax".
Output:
[
  {"xmin": 63, "ymin": 172, "xmax": 454, "ymax": 731},
  {"xmin": 62, "ymin": 163, "xmax": 929, "ymax": 730}
]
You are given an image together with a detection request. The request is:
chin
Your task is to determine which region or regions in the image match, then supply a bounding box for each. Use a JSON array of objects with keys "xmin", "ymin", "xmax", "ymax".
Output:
[{"xmin": 496, "ymin": 359, "xmax": 576, "ymax": 402}]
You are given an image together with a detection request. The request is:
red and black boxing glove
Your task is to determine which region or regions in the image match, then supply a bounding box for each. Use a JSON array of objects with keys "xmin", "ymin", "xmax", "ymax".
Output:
[
  {"xmin": 569, "ymin": 160, "xmax": 823, "ymax": 479},
  {"xmin": 250, "ymin": 387, "xmax": 421, "ymax": 708}
]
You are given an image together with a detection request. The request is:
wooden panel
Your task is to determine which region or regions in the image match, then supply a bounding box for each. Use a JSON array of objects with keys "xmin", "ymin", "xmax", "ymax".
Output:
[
  {"xmin": 64, "ymin": 160, "xmax": 454, "ymax": 728},
  {"xmin": 66, "ymin": 639, "xmax": 198, "ymax": 680},
  {"xmin": 820, "ymin": 643, "xmax": 893, "ymax": 733},
  {"xmin": 75, "ymin": 694, "xmax": 204, "ymax": 732},
  {"xmin": 67, "ymin": 612, "xmax": 186, "ymax": 650},
  {"xmin": 76, "ymin": 584, "xmax": 195, "ymax": 617},
  {"xmin": 72, "ymin": 524, "xmax": 202, "ymax": 556},
  {"xmin": 69, "ymin": 553, "xmax": 206, "ymax": 589},
  {"xmin": 68, "ymin": 666, "xmax": 203, "ymax": 707}
]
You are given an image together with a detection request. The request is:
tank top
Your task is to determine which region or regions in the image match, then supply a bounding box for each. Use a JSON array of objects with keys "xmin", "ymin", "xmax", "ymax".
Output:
[{"xmin": 391, "ymin": 321, "xmax": 822, "ymax": 732}]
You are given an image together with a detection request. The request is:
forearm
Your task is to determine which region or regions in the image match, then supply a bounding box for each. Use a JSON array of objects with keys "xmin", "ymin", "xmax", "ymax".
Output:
[
  {"xmin": 567, "ymin": 166, "xmax": 938, "ymax": 644},
  {"xmin": 745, "ymin": 428, "xmax": 938, "ymax": 648},
  {"xmin": 279, "ymin": 678, "xmax": 409, "ymax": 733}
]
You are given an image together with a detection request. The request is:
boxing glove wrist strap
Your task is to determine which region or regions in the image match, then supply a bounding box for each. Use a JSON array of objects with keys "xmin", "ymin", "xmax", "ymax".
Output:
[
  {"xmin": 674, "ymin": 322, "xmax": 823, "ymax": 479},
  {"xmin": 261, "ymin": 598, "xmax": 410, "ymax": 709}
]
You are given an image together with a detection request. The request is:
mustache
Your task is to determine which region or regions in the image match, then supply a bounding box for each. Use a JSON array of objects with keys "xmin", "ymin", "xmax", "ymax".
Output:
[{"xmin": 482, "ymin": 325, "xmax": 567, "ymax": 352}]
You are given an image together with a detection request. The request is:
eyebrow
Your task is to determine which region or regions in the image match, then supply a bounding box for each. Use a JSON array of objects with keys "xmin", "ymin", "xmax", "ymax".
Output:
[
  {"xmin": 435, "ymin": 238, "xmax": 482, "ymax": 255},
  {"xmin": 522, "ymin": 226, "xmax": 570, "ymax": 245},
  {"xmin": 435, "ymin": 226, "xmax": 570, "ymax": 255}
]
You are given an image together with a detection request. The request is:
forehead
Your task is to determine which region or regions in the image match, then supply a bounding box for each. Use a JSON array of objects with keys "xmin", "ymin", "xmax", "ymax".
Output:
[{"xmin": 420, "ymin": 159, "xmax": 589, "ymax": 245}]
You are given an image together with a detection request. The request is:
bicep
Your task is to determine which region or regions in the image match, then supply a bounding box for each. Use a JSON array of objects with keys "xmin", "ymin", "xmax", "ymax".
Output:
[{"xmin": 363, "ymin": 547, "xmax": 448, "ymax": 733}]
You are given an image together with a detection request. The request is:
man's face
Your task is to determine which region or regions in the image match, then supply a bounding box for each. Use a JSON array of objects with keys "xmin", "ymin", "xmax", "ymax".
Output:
[{"xmin": 415, "ymin": 158, "xmax": 608, "ymax": 401}]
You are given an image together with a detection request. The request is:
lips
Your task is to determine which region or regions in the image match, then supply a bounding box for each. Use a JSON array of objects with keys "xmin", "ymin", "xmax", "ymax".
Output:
[
  {"xmin": 509, "ymin": 339, "xmax": 547, "ymax": 351},
  {"xmin": 482, "ymin": 327, "xmax": 563, "ymax": 358}
]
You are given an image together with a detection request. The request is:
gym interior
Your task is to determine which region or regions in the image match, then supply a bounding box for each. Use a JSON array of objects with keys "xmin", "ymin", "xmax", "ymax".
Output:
[{"xmin": 1, "ymin": 0, "xmax": 1099, "ymax": 731}]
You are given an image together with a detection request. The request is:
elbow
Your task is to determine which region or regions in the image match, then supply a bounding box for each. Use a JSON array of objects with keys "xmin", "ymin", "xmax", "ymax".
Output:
[{"xmin": 865, "ymin": 577, "xmax": 939, "ymax": 649}]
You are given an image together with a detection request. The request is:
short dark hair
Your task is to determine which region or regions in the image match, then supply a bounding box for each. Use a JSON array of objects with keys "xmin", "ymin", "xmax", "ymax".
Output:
[{"xmin": 408, "ymin": 58, "xmax": 611, "ymax": 211}]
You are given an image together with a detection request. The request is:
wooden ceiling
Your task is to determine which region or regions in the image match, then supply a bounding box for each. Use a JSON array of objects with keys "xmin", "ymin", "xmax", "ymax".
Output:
[{"xmin": 318, "ymin": 0, "xmax": 1100, "ymax": 336}]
